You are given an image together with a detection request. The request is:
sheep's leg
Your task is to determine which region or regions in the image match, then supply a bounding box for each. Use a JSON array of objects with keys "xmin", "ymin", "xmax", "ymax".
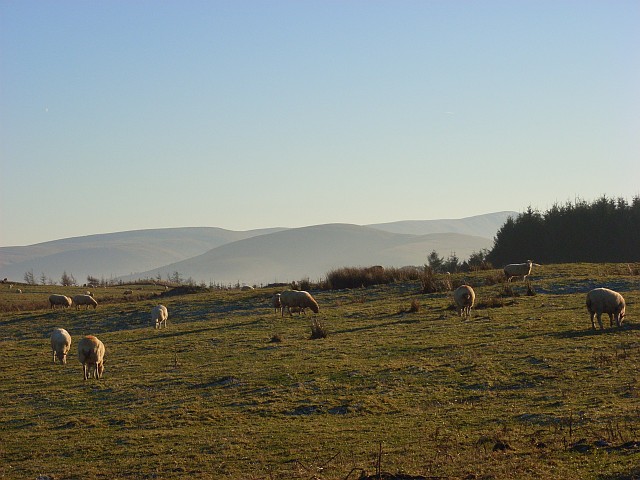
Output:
[
  {"xmin": 596, "ymin": 313, "xmax": 604, "ymax": 330},
  {"xmin": 607, "ymin": 313, "xmax": 614, "ymax": 328},
  {"xmin": 53, "ymin": 350, "xmax": 56, "ymax": 363},
  {"xmin": 83, "ymin": 363, "xmax": 88, "ymax": 380}
]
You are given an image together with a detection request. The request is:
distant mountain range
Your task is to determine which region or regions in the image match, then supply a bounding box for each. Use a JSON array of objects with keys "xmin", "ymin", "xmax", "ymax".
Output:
[{"xmin": 0, "ymin": 211, "xmax": 515, "ymax": 285}]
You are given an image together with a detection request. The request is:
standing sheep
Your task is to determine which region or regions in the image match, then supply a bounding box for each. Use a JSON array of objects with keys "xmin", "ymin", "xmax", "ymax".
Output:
[
  {"xmin": 49, "ymin": 294, "xmax": 73, "ymax": 309},
  {"xmin": 453, "ymin": 285, "xmax": 476, "ymax": 318},
  {"xmin": 73, "ymin": 294, "xmax": 98, "ymax": 309},
  {"xmin": 77, "ymin": 335, "xmax": 105, "ymax": 380},
  {"xmin": 280, "ymin": 290, "xmax": 319, "ymax": 317},
  {"xmin": 151, "ymin": 304, "xmax": 169, "ymax": 329},
  {"xmin": 50, "ymin": 328, "xmax": 72, "ymax": 364},
  {"xmin": 503, "ymin": 260, "xmax": 535, "ymax": 282},
  {"xmin": 586, "ymin": 288, "xmax": 626, "ymax": 330},
  {"xmin": 271, "ymin": 293, "xmax": 282, "ymax": 315}
]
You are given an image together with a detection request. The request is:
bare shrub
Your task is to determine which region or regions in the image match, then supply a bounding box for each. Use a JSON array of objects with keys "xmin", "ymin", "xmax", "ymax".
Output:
[
  {"xmin": 269, "ymin": 334, "xmax": 283, "ymax": 343},
  {"xmin": 310, "ymin": 318, "xmax": 328, "ymax": 339},
  {"xmin": 500, "ymin": 284, "xmax": 517, "ymax": 297},
  {"xmin": 484, "ymin": 270, "xmax": 506, "ymax": 286},
  {"xmin": 325, "ymin": 266, "xmax": 422, "ymax": 290},
  {"xmin": 408, "ymin": 299, "xmax": 421, "ymax": 313},
  {"xmin": 476, "ymin": 297, "xmax": 506, "ymax": 309},
  {"xmin": 298, "ymin": 277, "xmax": 312, "ymax": 291},
  {"xmin": 420, "ymin": 267, "xmax": 453, "ymax": 294},
  {"xmin": 420, "ymin": 267, "xmax": 438, "ymax": 294}
]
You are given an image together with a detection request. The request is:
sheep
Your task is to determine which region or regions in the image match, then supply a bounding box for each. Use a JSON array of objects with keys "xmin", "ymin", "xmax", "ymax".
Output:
[
  {"xmin": 50, "ymin": 328, "xmax": 72, "ymax": 364},
  {"xmin": 123, "ymin": 289, "xmax": 133, "ymax": 295},
  {"xmin": 503, "ymin": 260, "xmax": 535, "ymax": 282},
  {"xmin": 16, "ymin": 288, "xmax": 22, "ymax": 293},
  {"xmin": 77, "ymin": 335, "xmax": 105, "ymax": 380},
  {"xmin": 280, "ymin": 290, "xmax": 319, "ymax": 317},
  {"xmin": 271, "ymin": 293, "xmax": 282, "ymax": 315},
  {"xmin": 151, "ymin": 304, "xmax": 169, "ymax": 329},
  {"xmin": 453, "ymin": 285, "xmax": 475, "ymax": 318},
  {"xmin": 241, "ymin": 285, "xmax": 254, "ymax": 291},
  {"xmin": 49, "ymin": 294, "xmax": 72, "ymax": 309},
  {"xmin": 586, "ymin": 288, "xmax": 626, "ymax": 330},
  {"xmin": 73, "ymin": 294, "xmax": 98, "ymax": 309}
]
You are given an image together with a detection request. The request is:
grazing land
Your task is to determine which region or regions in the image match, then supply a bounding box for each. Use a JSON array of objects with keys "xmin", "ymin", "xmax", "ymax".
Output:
[{"xmin": 0, "ymin": 263, "xmax": 638, "ymax": 479}]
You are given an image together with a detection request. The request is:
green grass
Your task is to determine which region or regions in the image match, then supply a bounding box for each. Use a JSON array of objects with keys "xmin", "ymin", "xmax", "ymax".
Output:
[{"xmin": 0, "ymin": 263, "xmax": 639, "ymax": 479}]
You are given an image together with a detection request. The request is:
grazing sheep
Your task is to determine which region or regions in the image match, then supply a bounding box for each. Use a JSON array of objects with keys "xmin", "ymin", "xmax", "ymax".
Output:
[
  {"xmin": 77, "ymin": 335, "xmax": 105, "ymax": 380},
  {"xmin": 241, "ymin": 285, "xmax": 254, "ymax": 291},
  {"xmin": 16, "ymin": 288, "xmax": 22, "ymax": 293},
  {"xmin": 50, "ymin": 328, "xmax": 72, "ymax": 364},
  {"xmin": 49, "ymin": 294, "xmax": 72, "ymax": 309},
  {"xmin": 454, "ymin": 285, "xmax": 476, "ymax": 318},
  {"xmin": 73, "ymin": 294, "xmax": 98, "ymax": 309},
  {"xmin": 586, "ymin": 288, "xmax": 626, "ymax": 330},
  {"xmin": 123, "ymin": 289, "xmax": 133, "ymax": 295},
  {"xmin": 271, "ymin": 293, "xmax": 282, "ymax": 315},
  {"xmin": 503, "ymin": 260, "xmax": 535, "ymax": 282},
  {"xmin": 151, "ymin": 304, "xmax": 169, "ymax": 329},
  {"xmin": 280, "ymin": 290, "xmax": 319, "ymax": 317}
]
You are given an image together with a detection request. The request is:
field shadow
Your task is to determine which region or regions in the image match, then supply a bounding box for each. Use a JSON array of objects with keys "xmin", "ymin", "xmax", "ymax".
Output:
[
  {"xmin": 596, "ymin": 466, "xmax": 640, "ymax": 480},
  {"xmin": 332, "ymin": 317, "xmax": 420, "ymax": 335},
  {"xmin": 552, "ymin": 322, "xmax": 640, "ymax": 339}
]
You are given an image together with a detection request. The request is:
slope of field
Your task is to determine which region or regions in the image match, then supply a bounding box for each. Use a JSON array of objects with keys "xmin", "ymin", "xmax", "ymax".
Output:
[{"xmin": 0, "ymin": 263, "xmax": 638, "ymax": 479}]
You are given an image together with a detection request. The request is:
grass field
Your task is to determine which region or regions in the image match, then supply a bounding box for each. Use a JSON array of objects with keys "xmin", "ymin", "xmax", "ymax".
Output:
[{"xmin": 0, "ymin": 263, "xmax": 638, "ymax": 479}]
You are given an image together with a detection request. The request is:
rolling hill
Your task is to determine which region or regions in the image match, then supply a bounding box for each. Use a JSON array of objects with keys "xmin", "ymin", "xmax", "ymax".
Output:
[
  {"xmin": 0, "ymin": 212, "xmax": 514, "ymax": 285},
  {"xmin": 0, "ymin": 227, "xmax": 286, "ymax": 284},
  {"xmin": 119, "ymin": 224, "xmax": 494, "ymax": 285}
]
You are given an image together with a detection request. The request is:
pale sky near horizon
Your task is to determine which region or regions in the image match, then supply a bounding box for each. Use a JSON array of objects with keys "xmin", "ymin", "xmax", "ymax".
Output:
[{"xmin": 1, "ymin": 1, "xmax": 638, "ymax": 247}]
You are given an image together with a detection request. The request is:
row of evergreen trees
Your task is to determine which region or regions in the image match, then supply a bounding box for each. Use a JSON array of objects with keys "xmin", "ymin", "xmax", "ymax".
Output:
[{"xmin": 486, "ymin": 196, "xmax": 640, "ymax": 266}]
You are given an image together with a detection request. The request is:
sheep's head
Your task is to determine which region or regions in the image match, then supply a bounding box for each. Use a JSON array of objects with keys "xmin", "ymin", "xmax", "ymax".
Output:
[
  {"xmin": 57, "ymin": 352, "xmax": 67, "ymax": 364},
  {"xmin": 310, "ymin": 303, "xmax": 319, "ymax": 314}
]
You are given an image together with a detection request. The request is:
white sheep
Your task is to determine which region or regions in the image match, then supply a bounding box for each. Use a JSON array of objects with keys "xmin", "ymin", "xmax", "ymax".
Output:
[
  {"xmin": 73, "ymin": 294, "xmax": 98, "ymax": 309},
  {"xmin": 453, "ymin": 285, "xmax": 476, "ymax": 318},
  {"xmin": 586, "ymin": 288, "xmax": 626, "ymax": 330},
  {"xmin": 50, "ymin": 328, "xmax": 72, "ymax": 364},
  {"xmin": 271, "ymin": 293, "xmax": 282, "ymax": 315},
  {"xmin": 49, "ymin": 294, "xmax": 72, "ymax": 309},
  {"xmin": 77, "ymin": 335, "xmax": 105, "ymax": 380},
  {"xmin": 503, "ymin": 260, "xmax": 536, "ymax": 282},
  {"xmin": 241, "ymin": 285, "xmax": 254, "ymax": 291},
  {"xmin": 280, "ymin": 290, "xmax": 319, "ymax": 317},
  {"xmin": 151, "ymin": 304, "xmax": 169, "ymax": 329}
]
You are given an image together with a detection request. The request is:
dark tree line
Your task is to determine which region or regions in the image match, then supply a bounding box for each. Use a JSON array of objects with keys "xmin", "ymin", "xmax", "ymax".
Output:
[{"xmin": 487, "ymin": 196, "xmax": 640, "ymax": 266}]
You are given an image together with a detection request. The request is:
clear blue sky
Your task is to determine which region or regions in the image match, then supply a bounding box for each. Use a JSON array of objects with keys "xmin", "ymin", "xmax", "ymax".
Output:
[{"xmin": 1, "ymin": 1, "xmax": 638, "ymax": 246}]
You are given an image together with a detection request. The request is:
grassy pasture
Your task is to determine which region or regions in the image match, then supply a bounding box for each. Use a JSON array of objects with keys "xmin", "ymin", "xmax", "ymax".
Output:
[{"xmin": 0, "ymin": 263, "xmax": 638, "ymax": 479}]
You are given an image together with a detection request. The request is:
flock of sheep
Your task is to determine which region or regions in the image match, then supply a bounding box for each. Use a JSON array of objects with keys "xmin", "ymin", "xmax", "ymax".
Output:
[
  {"xmin": 47, "ymin": 263, "xmax": 628, "ymax": 381},
  {"xmin": 451, "ymin": 262, "xmax": 627, "ymax": 329},
  {"xmin": 49, "ymin": 300, "xmax": 169, "ymax": 380}
]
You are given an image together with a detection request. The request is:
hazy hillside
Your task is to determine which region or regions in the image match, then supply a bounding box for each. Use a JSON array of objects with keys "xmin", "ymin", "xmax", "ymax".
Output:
[
  {"xmin": 0, "ymin": 212, "xmax": 510, "ymax": 285},
  {"xmin": 121, "ymin": 224, "xmax": 493, "ymax": 285},
  {"xmin": 0, "ymin": 227, "xmax": 286, "ymax": 283},
  {"xmin": 368, "ymin": 211, "xmax": 516, "ymax": 237}
]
